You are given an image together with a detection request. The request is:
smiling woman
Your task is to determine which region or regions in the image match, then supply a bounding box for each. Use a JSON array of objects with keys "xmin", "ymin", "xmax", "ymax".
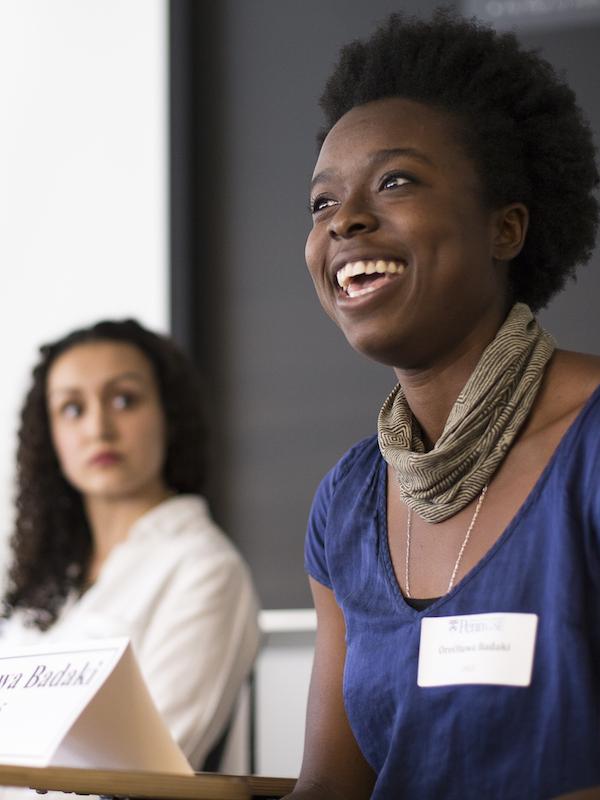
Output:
[
  {"xmin": 287, "ymin": 9, "xmax": 600, "ymax": 800},
  {"xmin": 0, "ymin": 320, "xmax": 259, "ymax": 775},
  {"xmin": 306, "ymin": 97, "xmax": 522, "ymax": 370}
]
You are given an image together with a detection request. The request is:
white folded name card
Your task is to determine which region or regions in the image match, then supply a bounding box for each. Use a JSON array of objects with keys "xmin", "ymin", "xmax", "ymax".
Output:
[{"xmin": 0, "ymin": 638, "xmax": 192, "ymax": 774}]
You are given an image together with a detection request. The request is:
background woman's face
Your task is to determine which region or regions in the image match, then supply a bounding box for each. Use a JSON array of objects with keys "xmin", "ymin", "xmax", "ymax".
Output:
[
  {"xmin": 46, "ymin": 341, "xmax": 168, "ymax": 502},
  {"xmin": 305, "ymin": 97, "xmax": 511, "ymax": 370}
]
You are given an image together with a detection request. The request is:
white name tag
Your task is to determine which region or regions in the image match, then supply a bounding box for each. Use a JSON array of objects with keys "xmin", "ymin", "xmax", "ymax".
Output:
[{"xmin": 417, "ymin": 612, "xmax": 538, "ymax": 687}]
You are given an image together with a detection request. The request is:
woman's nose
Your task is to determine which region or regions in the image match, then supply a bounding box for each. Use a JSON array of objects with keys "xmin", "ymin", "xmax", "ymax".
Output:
[
  {"xmin": 327, "ymin": 200, "xmax": 378, "ymax": 240},
  {"xmin": 87, "ymin": 402, "xmax": 116, "ymax": 440}
]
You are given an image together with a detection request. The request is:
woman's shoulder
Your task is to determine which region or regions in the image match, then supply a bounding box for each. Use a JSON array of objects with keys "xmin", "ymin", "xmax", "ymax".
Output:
[
  {"xmin": 323, "ymin": 434, "xmax": 381, "ymax": 489},
  {"xmin": 308, "ymin": 436, "xmax": 379, "ymax": 529},
  {"xmin": 308, "ymin": 435, "xmax": 381, "ymax": 522},
  {"xmin": 527, "ymin": 350, "xmax": 600, "ymax": 438},
  {"xmin": 131, "ymin": 495, "xmax": 247, "ymax": 566},
  {"xmin": 306, "ymin": 435, "xmax": 381, "ymax": 590},
  {"xmin": 551, "ymin": 349, "xmax": 600, "ymax": 385}
]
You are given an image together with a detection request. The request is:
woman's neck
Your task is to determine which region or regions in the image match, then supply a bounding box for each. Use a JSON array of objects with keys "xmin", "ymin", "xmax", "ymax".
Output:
[
  {"xmin": 84, "ymin": 482, "xmax": 173, "ymax": 582},
  {"xmin": 393, "ymin": 313, "xmax": 505, "ymax": 448}
]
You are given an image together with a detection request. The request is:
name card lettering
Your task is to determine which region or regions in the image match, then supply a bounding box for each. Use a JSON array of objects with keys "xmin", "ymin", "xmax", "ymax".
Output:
[{"xmin": 2, "ymin": 659, "xmax": 102, "ymax": 691}]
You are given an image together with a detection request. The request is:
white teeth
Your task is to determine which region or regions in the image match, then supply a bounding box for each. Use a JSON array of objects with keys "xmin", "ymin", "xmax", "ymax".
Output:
[
  {"xmin": 336, "ymin": 259, "xmax": 406, "ymax": 290},
  {"xmin": 347, "ymin": 285, "xmax": 377, "ymax": 298}
]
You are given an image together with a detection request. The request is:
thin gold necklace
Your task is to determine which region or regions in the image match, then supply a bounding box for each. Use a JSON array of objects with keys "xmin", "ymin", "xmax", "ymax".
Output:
[{"xmin": 404, "ymin": 484, "xmax": 488, "ymax": 599}]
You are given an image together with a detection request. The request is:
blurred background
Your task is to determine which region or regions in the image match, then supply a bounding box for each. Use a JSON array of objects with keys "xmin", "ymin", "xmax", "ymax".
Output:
[{"xmin": 1, "ymin": 0, "xmax": 599, "ymax": 613}]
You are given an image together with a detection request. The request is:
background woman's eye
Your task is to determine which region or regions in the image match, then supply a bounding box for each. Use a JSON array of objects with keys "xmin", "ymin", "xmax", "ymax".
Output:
[
  {"xmin": 311, "ymin": 196, "xmax": 338, "ymax": 214},
  {"xmin": 112, "ymin": 392, "xmax": 136, "ymax": 410},
  {"xmin": 60, "ymin": 401, "xmax": 82, "ymax": 419},
  {"xmin": 380, "ymin": 173, "xmax": 412, "ymax": 190}
]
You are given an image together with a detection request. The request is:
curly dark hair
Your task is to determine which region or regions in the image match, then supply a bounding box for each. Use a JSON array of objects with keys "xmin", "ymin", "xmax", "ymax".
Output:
[
  {"xmin": 2, "ymin": 319, "xmax": 209, "ymax": 630},
  {"xmin": 318, "ymin": 9, "xmax": 599, "ymax": 311}
]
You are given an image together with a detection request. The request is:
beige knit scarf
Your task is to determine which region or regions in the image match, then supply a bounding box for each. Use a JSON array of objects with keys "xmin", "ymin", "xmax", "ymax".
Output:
[{"xmin": 377, "ymin": 303, "xmax": 555, "ymax": 523}]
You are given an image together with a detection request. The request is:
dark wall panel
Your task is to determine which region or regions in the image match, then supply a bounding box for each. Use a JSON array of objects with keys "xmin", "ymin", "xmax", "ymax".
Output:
[{"xmin": 517, "ymin": 23, "xmax": 600, "ymax": 348}]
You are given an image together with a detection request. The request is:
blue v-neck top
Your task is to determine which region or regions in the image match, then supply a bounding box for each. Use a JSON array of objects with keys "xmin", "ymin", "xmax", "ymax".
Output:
[{"xmin": 305, "ymin": 386, "xmax": 600, "ymax": 800}]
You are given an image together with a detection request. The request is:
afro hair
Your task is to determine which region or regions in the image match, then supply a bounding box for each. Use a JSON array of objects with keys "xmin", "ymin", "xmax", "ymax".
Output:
[{"xmin": 318, "ymin": 9, "xmax": 599, "ymax": 311}]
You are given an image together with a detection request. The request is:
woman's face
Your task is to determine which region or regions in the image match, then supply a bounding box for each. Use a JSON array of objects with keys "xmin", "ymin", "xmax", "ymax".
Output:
[
  {"xmin": 305, "ymin": 97, "xmax": 522, "ymax": 370},
  {"xmin": 46, "ymin": 341, "xmax": 168, "ymax": 502}
]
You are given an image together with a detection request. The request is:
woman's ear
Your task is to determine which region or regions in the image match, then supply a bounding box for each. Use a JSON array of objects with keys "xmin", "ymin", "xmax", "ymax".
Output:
[{"xmin": 491, "ymin": 203, "xmax": 529, "ymax": 262}]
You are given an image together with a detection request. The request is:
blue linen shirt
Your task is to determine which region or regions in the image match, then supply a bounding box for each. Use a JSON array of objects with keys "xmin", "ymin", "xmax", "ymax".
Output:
[{"xmin": 305, "ymin": 386, "xmax": 600, "ymax": 800}]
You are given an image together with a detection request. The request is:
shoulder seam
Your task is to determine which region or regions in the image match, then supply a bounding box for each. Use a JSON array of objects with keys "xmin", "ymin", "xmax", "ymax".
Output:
[{"xmin": 331, "ymin": 434, "xmax": 379, "ymax": 493}]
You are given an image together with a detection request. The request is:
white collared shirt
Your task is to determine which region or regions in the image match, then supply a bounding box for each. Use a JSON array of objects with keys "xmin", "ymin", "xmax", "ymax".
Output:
[{"xmin": 0, "ymin": 495, "xmax": 260, "ymax": 773}]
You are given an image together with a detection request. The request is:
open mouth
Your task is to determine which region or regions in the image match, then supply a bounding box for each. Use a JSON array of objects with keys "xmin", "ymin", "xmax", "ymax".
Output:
[{"xmin": 336, "ymin": 259, "xmax": 406, "ymax": 298}]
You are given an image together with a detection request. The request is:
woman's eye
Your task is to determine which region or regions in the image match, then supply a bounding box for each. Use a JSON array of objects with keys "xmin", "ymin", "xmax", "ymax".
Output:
[
  {"xmin": 112, "ymin": 393, "xmax": 136, "ymax": 410},
  {"xmin": 310, "ymin": 196, "xmax": 338, "ymax": 214},
  {"xmin": 60, "ymin": 402, "xmax": 82, "ymax": 419},
  {"xmin": 380, "ymin": 173, "xmax": 412, "ymax": 190}
]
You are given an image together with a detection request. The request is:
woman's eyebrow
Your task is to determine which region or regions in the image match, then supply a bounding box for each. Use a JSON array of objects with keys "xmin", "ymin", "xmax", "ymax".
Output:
[
  {"xmin": 370, "ymin": 147, "xmax": 435, "ymax": 168},
  {"xmin": 311, "ymin": 147, "xmax": 434, "ymax": 190},
  {"xmin": 47, "ymin": 371, "xmax": 147, "ymax": 398},
  {"xmin": 47, "ymin": 387, "xmax": 81, "ymax": 400},
  {"xmin": 104, "ymin": 371, "xmax": 147, "ymax": 387},
  {"xmin": 310, "ymin": 167, "xmax": 337, "ymax": 191}
]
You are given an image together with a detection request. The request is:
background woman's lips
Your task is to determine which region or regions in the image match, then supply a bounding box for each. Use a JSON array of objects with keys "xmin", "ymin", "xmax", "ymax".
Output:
[{"xmin": 88, "ymin": 452, "xmax": 123, "ymax": 467}]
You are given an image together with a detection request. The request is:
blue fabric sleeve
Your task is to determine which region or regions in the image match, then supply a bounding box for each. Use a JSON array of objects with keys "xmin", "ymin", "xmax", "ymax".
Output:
[
  {"xmin": 586, "ymin": 408, "xmax": 600, "ymax": 518},
  {"xmin": 304, "ymin": 466, "xmax": 335, "ymax": 589},
  {"xmin": 304, "ymin": 436, "xmax": 379, "ymax": 590},
  {"xmin": 580, "ymin": 397, "xmax": 600, "ymax": 562}
]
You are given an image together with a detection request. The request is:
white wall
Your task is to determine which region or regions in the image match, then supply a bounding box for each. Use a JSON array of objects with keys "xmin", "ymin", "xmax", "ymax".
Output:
[
  {"xmin": 0, "ymin": 0, "xmax": 168, "ymax": 578},
  {"xmin": 255, "ymin": 610, "xmax": 316, "ymax": 777}
]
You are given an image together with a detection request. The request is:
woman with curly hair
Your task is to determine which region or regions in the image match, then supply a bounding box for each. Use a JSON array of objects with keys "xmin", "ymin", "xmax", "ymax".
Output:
[
  {"xmin": 0, "ymin": 319, "xmax": 259, "ymax": 771},
  {"xmin": 288, "ymin": 10, "xmax": 600, "ymax": 800}
]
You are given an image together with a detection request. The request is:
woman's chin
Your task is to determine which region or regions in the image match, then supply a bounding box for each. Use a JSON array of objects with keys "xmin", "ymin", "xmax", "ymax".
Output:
[
  {"xmin": 343, "ymin": 323, "xmax": 414, "ymax": 369},
  {"xmin": 348, "ymin": 341, "xmax": 405, "ymax": 369},
  {"xmin": 73, "ymin": 476, "xmax": 136, "ymax": 502}
]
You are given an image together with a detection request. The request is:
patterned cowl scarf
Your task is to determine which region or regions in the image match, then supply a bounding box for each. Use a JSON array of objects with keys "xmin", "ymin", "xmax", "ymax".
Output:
[{"xmin": 377, "ymin": 303, "xmax": 556, "ymax": 523}]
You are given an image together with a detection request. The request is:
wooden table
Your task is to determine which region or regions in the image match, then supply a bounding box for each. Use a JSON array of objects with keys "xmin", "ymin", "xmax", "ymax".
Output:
[
  {"xmin": 3, "ymin": 765, "xmax": 596, "ymax": 799},
  {"xmin": 0, "ymin": 764, "xmax": 296, "ymax": 799}
]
